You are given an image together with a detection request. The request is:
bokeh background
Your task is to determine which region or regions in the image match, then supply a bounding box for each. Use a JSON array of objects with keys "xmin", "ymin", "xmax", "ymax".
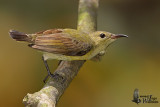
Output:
[{"xmin": 1, "ymin": 0, "xmax": 160, "ymax": 107}]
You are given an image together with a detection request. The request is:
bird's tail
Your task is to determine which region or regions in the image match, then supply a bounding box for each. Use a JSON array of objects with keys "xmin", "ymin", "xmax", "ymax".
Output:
[{"xmin": 9, "ymin": 30, "xmax": 33, "ymax": 43}]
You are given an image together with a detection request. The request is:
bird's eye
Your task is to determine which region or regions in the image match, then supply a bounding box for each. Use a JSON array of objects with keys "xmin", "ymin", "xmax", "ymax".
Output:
[{"xmin": 100, "ymin": 33, "xmax": 106, "ymax": 38}]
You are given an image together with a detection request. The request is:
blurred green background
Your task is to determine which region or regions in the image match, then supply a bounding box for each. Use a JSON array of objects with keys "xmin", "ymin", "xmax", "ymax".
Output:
[{"xmin": 1, "ymin": 0, "xmax": 160, "ymax": 106}]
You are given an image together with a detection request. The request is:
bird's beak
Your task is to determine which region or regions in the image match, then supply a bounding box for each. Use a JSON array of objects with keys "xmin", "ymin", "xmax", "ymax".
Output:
[{"xmin": 111, "ymin": 34, "xmax": 128, "ymax": 39}]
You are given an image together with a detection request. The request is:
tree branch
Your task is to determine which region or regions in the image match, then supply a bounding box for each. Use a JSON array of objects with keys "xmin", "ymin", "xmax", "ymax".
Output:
[
  {"xmin": 23, "ymin": 0, "xmax": 99, "ymax": 106},
  {"xmin": 78, "ymin": 0, "xmax": 98, "ymax": 32}
]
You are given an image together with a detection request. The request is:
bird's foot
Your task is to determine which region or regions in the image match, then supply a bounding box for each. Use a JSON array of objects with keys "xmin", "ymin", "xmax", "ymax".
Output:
[{"xmin": 43, "ymin": 73, "xmax": 54, "ymax": 83}]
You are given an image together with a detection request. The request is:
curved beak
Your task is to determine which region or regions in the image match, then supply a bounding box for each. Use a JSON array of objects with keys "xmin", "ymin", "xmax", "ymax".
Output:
[{"xmin": 111, "ymin": 34, "xmax": 128, "ymax": 39}]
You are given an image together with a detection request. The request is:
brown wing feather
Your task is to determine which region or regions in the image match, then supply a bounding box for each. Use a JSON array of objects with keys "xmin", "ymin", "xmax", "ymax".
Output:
[
  {"xmin": 36, "ymin": 29, "xmax": 63, "ymax": 35},
  {"xmin": 29, "ymin": 33, "xmax": 92, "ymax": 56}
]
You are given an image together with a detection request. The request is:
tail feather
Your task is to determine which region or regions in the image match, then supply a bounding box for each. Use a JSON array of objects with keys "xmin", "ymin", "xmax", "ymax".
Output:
[{"xmin": 9, "ymin": 30, "xmax": 31, "ymax": 42}]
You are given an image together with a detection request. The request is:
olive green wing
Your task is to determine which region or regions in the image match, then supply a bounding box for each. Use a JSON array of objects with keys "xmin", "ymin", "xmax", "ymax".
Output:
[{"xmin": 29, "ymin": 33, "xmax": 92, "ymax": 56}]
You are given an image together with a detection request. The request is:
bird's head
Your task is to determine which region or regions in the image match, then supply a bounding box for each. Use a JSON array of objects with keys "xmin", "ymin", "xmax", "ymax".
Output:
[{"xmin": 89, "ymin": 31, "xmax": 128, "ymax": 48}]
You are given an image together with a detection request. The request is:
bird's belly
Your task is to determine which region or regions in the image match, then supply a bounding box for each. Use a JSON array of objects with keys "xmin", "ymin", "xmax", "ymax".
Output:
[
  {"xmin": 43, "ymin": 52, "xmax": 89, "ymax": 61},
  {"xmin": 43, "ymin": 46, "xmax": 105, "ymax": 61}
]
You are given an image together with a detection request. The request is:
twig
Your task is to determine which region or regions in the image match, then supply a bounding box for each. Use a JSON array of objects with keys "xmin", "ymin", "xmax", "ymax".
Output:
[{"xmin": 23, "ymin": 0, "xmax": 99, "ymax": 106}]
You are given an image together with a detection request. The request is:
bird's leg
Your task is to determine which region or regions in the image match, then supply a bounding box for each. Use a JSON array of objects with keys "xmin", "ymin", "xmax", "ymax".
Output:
[
  {"xmin": 58, "ymin": 60, "xmax": 62, "ymax": 66},
  {"xmin": 42, "ymin": 56, "xmax": 53, "ymax": 83}
]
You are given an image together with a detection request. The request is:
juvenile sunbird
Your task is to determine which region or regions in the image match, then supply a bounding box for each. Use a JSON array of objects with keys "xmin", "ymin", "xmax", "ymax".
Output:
[{"xmin": 9, "ymin": 29, "xmax": 127, "ymax": 82}]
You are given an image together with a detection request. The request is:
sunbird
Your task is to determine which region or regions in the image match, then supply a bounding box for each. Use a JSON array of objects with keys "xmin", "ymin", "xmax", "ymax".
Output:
[{"xmin": 9, "ymin": 29, "xmax": 127, "ymax": 82}]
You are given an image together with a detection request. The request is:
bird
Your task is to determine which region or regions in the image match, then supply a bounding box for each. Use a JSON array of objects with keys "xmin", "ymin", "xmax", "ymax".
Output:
[{"xmin": 9, "ymin": 28, "xmax": 128, "ymax": 82}]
